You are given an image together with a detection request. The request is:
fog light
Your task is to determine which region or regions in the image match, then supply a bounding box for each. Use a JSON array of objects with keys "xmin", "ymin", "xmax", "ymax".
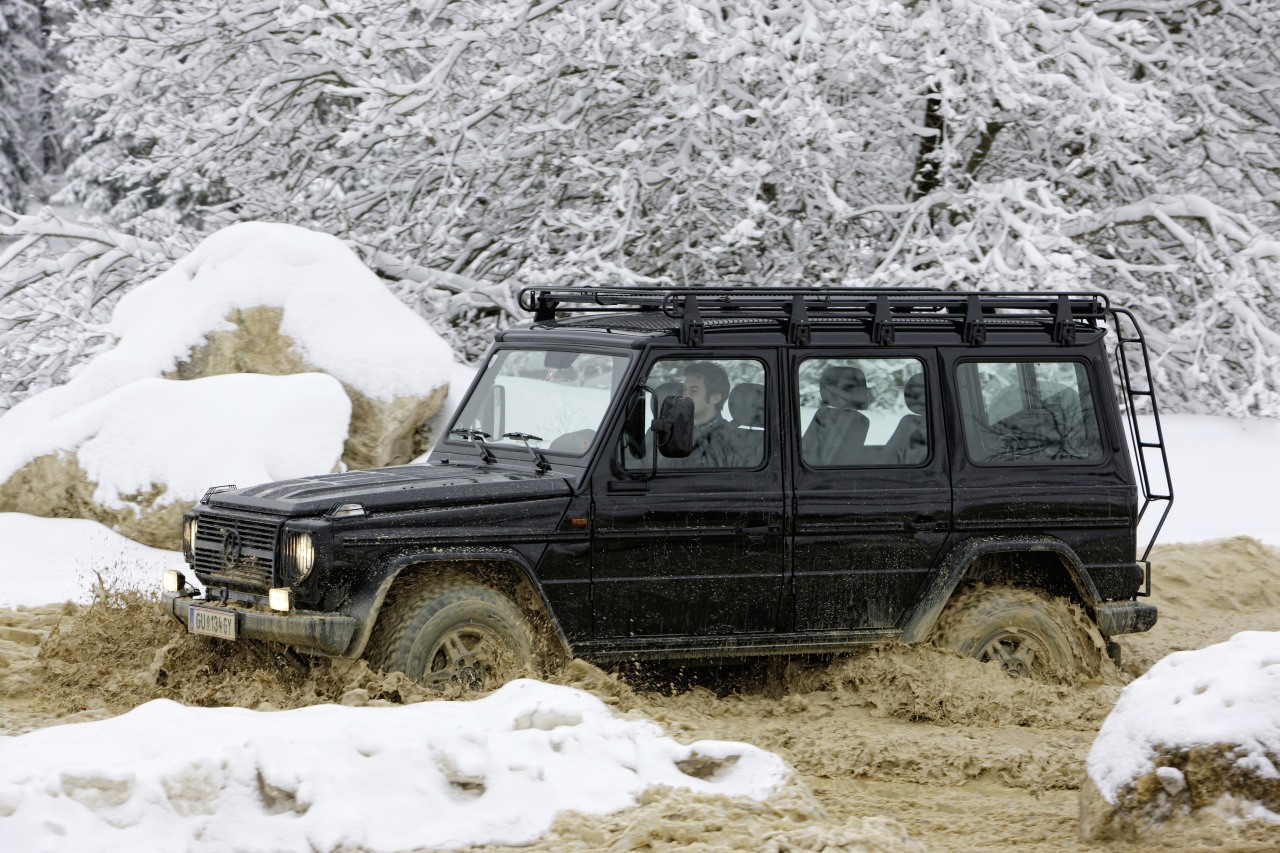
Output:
[
  {"xmin": 162, "ymin": 570, "xmax": 182, "ymax": 594},
  {"xmin": 268, "ymin": 588, "xmax": 292, "ymax": 612}
]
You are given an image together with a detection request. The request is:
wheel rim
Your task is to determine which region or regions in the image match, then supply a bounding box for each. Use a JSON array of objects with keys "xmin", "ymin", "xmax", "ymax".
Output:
[
  {"xmin": 978, "ymin": 631, "xmax": 1045, "ymax": 678},
  {"xmin": 424, "ymin": 623, "xmax": 509, "ymax": 690}
]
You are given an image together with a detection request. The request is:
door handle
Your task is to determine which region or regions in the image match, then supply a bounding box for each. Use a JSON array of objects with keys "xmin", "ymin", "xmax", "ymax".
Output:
[
  {"xmin": 740, "ymin": 524, "xmax": 781, "ymax": 544},
  {"xmin": 608, "ymin": 480, "xmax": 649, "ymax": 494},
  {"xmin": 907, "ymin": 515, "xmax": 944, "ymax": 531}
]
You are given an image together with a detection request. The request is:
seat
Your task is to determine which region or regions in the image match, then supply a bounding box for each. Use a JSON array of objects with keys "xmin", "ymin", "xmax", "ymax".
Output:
[
  {"xmin": 882, "ymin": 372, "xmax": 927, "ymax": 464},
  {"xmin": 803, "ymin": 366, "xmax": 871, "ymax": 466},
  {"xmin": 549, "ymin": 429, "xmax": 595, "ymax": 455},
  {"xmin": 726, "ymin": 382, "xmax": 765, "ymax": 465}
]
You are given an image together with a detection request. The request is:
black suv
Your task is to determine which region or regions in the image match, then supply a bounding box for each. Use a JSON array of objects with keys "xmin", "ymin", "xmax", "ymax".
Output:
[{"xmin": 162, "ymin": 287, "xmax": 1172, "ymax": 686}]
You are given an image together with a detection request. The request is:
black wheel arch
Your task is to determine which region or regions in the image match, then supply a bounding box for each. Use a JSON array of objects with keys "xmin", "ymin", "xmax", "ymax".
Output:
[
  {"xmin": 898, "ymin": 535, "xmax": 1102, "ymax": 644},
  {"xmin": 335, "ymin": 547, "xmax": 572, "ymax": 660}
]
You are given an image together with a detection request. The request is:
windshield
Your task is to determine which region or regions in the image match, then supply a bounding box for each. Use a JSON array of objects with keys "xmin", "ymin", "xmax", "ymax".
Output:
[{"xmin": 450, "ymin": 349, "xmax": 631, "ymax": 457}]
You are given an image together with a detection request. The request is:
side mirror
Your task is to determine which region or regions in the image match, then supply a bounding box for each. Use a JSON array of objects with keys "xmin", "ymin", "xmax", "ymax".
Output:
[{"xmin": 653, "ymin": 396, "xmax": 694, "ymax": 458}]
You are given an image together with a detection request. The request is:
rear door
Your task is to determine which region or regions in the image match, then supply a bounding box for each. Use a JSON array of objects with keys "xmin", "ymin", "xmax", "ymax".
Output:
[
  {"xmin": 789, "ymin": 351, "xmax": 952, "ymax": 631},
  {"xmin": 945, "ymin": 350, "xmax": 1134, "ymax": 566}
]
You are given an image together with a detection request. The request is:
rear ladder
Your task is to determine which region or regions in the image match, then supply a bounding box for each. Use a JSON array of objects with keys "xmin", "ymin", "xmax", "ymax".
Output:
[{"xmin": 1108, "ymin": 308, "xmax": 1174, "ymax": 596}]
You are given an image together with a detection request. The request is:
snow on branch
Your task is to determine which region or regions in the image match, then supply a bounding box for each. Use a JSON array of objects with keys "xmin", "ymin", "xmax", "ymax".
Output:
[{"xmin": 28, "ymin": 0, "xmax": 1280, "ymax": 416}]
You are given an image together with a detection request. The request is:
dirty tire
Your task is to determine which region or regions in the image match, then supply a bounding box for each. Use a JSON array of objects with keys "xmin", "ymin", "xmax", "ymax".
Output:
[
  {"xmin": 366, "ymin": 578, "xmax": 536, "ymax": 691},
  {"xmin": 932, "ymin": 586, "xmax": 1105, "ymax": 682}
]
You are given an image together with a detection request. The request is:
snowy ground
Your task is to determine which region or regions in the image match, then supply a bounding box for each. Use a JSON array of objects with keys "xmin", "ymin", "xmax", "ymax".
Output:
[
  {"xmin": 0, "ymin": 681, "xmax": 785, "ymax": 852},
  {"xmin": 0, "ymin": 414, "xmax": 1277, "ymax": 852}
]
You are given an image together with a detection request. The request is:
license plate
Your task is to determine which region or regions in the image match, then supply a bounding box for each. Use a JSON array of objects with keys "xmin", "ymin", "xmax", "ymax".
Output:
[{"xmin": 189, "ymin": 605, "xmax": 237, "ymax": 641}]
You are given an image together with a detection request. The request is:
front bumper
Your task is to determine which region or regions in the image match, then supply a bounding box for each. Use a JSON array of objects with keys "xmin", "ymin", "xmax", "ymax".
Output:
[{"xmin": 161, "ymin": 591, "xmax": 358, "ymax": 657}]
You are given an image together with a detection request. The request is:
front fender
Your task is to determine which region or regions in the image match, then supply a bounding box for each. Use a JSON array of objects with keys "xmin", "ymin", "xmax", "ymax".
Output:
[
  {"xmin": 897, "ymin": 535, "xmax": 1101, "ymax": 644},
  {"xmin": 335, "ymin": 546, "xmax": 570, "ymax": 660}
]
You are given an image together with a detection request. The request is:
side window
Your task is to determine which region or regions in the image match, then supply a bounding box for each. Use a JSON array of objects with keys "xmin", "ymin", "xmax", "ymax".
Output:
[
  {"xmin": 623, "ymin": 358, "xmax": 766, "ymax": 471},
  {"xmin": 956, "ymin": 360, "xmax": 1103, "ymax": 463},
  {"xmin": 798, "ymin": 358, "xmax": 928, "ymax": 467}
]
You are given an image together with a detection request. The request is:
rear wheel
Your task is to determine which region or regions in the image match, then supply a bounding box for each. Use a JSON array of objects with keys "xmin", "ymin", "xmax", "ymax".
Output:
[
  {"xmin": 932, "ymin": 586, "xmax": 1104, "ymax": 682},
  {"xmin": 366, "ymin": 577, "xmax": 536, "ymax": 691}
]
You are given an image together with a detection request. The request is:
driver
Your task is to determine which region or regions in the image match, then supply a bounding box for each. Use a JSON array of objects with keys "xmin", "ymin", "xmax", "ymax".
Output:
[{"xmin": 667, "ymin": 361, "xmax": 740, "ymax": 468}]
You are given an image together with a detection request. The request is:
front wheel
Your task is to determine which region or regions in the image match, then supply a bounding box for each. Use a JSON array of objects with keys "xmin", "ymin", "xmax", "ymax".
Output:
[
  {"xmin": 366, "ymin": 577, "xmax": 536, "ymax": 691},
  {"xmin": 932, "ymin": 586, "xmax": 1105, "ymax": 682}
]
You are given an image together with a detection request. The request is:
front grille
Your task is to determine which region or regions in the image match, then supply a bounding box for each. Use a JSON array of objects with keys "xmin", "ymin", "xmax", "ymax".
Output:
[{"xmin": 192, "ymin": 512, "xmax": 281, "ymax": 591}]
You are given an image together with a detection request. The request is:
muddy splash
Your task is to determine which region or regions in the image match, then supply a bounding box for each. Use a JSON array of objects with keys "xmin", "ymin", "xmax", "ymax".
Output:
[{"xmin": 2, "ymin": 537, "xmax": 1279, "ymax": 852}]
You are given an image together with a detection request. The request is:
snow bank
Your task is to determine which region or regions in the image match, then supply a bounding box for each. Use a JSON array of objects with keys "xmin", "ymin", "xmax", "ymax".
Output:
[
  {"xmin": 0, "ymin": 514, "xmax": 188, "ymax": 609},
  {"xmin": 1145, "ymin": 414, "xmax": 1280, "ymax": 546},
  {"xmin": 1083, "ymin": 631, "xmax": 1280, "ymax": 834},
  {"xmin": 0, "ymin": 221, "xmax": 454, "ymax": 451},
  {"xmin": 0, "ymin": 680, "xmax": 788, "ymax": 853},
  {"xmin": 0, "ymin": 373, "xmax": 350, "ymax": 510}
]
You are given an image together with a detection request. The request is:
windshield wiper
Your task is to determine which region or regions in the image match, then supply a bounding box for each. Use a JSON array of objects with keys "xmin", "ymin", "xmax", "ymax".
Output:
[
  {"xmin": 503, "ymin": 432, "xmax": 552, "ymax": 474},
  {"xmin": 449, "ymin": 428, "xmax": 497, "ymax": 463}
]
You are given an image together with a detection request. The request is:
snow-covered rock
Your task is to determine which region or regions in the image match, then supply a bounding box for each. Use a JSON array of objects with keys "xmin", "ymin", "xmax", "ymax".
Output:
[
  {"xmin": 0, "ymin": 222, "xmax": 454, "ymax": 473},
  {"xmin": 1080, "ymin": 631, "xmax": 1280, "ymax": 839},
  {"xmin": 0, "ymin": 374, "xmax": 350, "ymax": 549},
  {"xmin": 0, "ymin": 680, "xmax": 788, "ymax": 852}
]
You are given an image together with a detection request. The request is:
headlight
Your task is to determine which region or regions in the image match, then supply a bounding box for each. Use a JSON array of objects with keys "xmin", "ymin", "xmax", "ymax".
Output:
[
  {"xmin": 283, "ymin": 530, "xmax": 315, "ymax": 581},
  {"xmin": 182, "ymin": 518, "xmax": 199, "ymax": 558}
]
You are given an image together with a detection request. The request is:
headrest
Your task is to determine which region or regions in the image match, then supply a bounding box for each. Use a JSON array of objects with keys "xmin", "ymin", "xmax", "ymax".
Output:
[
  {"xmin": 903, "ymin": 372, "xmax": 925, "ymax": 415},
  {"xmin": 548, "ymin": 429, "xmax": 595, "ymax": 454},
  {"xmin": 819, "ymin": 366, "xmax": 869, "ymax": 410},
  {"xmin": 727, "ymin": 383, "xmax": 765, "ymax": 428}
]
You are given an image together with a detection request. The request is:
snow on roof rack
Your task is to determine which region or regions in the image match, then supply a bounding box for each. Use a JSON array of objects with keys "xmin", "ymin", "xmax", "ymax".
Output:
[{"xmin": 517, "ymin": 286, "xmax": 1110, "ymax": 347}]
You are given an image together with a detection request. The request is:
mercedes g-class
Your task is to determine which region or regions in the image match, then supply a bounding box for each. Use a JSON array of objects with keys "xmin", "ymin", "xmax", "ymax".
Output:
[{"xmin": 162, "ymin": 287, "xmax": 1173, "ymax": 687}]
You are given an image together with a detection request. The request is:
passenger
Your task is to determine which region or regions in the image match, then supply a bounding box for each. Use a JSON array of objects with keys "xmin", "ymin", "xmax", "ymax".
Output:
[{"xmin": 803, "ymin": 365, "xmax": 871, "ymax": 466}]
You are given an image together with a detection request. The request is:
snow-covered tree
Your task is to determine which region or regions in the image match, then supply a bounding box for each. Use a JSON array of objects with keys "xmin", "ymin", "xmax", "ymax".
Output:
[
  {"xmin": 0, "ymin": 0, "xmax": 72, "ymax": 211},
  {"xmin": 0, "ymin": 1, "xmax": 43, "ymax": 210},
  {"xmin": 4, "ymin": 0, "xmax": 1278, "ymax": 416}
]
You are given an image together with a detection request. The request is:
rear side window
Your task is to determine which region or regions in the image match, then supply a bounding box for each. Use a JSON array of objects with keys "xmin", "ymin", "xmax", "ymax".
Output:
[
  {"xmin": 956, "ymin": 360, "xmax": 1103, "ymax": 463},
  {"xmin": 797, "ymin": 357, "xmax": 928, "ymax": 467}
]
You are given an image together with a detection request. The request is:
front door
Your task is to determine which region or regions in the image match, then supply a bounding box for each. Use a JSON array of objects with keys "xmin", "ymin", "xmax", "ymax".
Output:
[
  {"xmin": 790, "ymin": 351, "xmax": 952, "ymax": 631},
  {"xmin": 591, "ymin": 353, "xmax": 785, "ymax": 638}
]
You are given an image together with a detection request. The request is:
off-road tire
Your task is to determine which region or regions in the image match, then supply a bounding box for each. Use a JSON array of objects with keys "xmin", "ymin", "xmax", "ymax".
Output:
[
  {"xmin": 932, "ymin": 585, "xmax": 1105, "ymax": 682},
  {"xmin": 365, "ymin": 577, "xmax": 536, "ymax": 691}
]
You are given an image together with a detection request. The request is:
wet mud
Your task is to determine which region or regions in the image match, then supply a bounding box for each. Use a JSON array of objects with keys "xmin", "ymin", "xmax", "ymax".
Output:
[{"xmin": 2, "ymin": 537, "xmax": 1279, "ymax": 851}]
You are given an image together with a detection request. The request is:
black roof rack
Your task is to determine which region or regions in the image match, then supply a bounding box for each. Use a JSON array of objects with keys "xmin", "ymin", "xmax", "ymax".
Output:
[{"xmin": 516, "ymin": 286, "xmax": 1110, "ymax": 347}]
